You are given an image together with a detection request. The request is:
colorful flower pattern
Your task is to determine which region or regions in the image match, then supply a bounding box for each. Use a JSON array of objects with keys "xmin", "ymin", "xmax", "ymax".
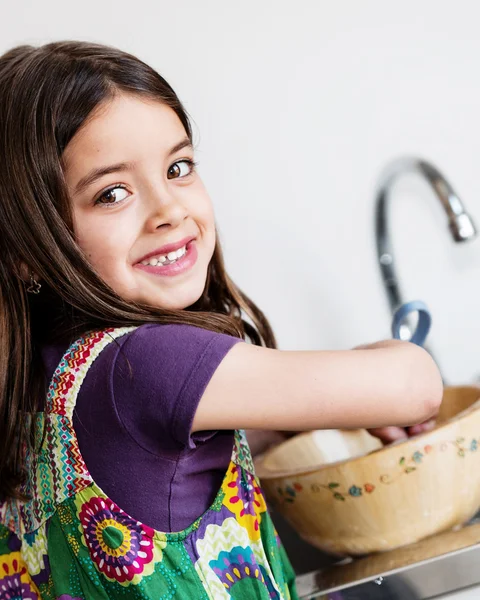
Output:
[
  {"xmin": 194, "ymin": 515, "xmax": 285, "ymax": 600},
  {"xmin": 222, "ymin": 464, "xmax": 267, "ymax": 541},
  {"xmin": 21, "ymin": 522, "xmax": 49, "ymax": 585},
  {"xmin": 210, "ymin": 546, "xmax": 280, "ymax": 598},
  {"xmin": 0, "ymin": 328, "xmax": 297, "ymax": 600},
  {"xmin": 76, "ymin": 492, "xmax": 164, "ymax": 585},
  {"xmin": 0, "ymin": 553, "xmax": 40, "ymax": 599}
]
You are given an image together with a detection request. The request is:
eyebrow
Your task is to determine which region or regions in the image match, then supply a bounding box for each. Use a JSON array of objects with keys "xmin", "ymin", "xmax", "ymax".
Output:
[{"xmin": 72, "ymin": 137, "xmax": 193, "ymax": 195}]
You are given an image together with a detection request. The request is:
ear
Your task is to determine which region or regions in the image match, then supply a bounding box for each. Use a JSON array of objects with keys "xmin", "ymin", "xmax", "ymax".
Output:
[{"xmin": 16, "ymin": 262, "xmax": 37, "ymax": 283}]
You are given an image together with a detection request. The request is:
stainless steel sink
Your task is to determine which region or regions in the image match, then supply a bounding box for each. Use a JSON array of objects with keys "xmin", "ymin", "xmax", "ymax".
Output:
[{"xmin": 275, "ymin": 511, "xmax": 480, "ymax": 599}]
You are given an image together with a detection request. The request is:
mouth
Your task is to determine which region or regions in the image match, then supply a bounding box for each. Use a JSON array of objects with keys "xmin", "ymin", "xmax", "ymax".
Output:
[
  {"xmin": 136, "ymin": 236, "xmax": 195, "ymax": 265},
  {"xmin": 135, "ymin": 237, "xmax": 198, "ymax": 277},
  {"xmin": 140, "ymin": 243, "xmax": 188, "ymax": 267}
]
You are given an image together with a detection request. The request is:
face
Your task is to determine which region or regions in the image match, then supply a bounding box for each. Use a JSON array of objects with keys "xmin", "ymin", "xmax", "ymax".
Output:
[{"xmin": 63, "ymin": 93, "xmax": 216, "ymax": 310}]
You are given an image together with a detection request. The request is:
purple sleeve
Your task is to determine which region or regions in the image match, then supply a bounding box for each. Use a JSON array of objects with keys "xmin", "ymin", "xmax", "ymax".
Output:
[{"xmin": 112, "ymin": 324, "xmax": 242, "ymax": 452}]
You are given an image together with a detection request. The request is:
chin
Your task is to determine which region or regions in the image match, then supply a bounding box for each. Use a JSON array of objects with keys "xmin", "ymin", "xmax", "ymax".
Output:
[{"xmin": 151, "ymin": 288, "xmax": 204, "ymax": 311}]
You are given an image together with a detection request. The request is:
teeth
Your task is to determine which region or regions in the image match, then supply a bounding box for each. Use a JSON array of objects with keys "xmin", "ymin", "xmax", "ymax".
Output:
[{"xmin": 141, "ymin": 245, "xmax": 187, "ymax": 267}]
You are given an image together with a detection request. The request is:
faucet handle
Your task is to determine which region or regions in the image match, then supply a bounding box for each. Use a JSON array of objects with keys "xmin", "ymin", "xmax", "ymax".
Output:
[{"xmin": 391, "ymin": 300, "xmax": 432, "ymax": 347}]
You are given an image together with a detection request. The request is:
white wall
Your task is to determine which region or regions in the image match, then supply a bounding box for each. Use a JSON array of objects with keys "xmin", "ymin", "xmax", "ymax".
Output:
[{"xmin": 2, "ymin": 0, "xmax": 480, "ymax": 384}]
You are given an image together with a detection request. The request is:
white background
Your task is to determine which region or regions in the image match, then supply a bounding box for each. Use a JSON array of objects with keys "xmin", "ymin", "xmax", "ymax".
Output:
[{"xmin": 3, "ymin": 1, "xmax": 480, "ymax": 384}]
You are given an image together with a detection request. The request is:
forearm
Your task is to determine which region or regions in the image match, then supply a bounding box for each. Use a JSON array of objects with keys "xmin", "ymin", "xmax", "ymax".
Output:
[{"xmin": 194, "ymin": 340, "xmax": 443, "ymax": 433}]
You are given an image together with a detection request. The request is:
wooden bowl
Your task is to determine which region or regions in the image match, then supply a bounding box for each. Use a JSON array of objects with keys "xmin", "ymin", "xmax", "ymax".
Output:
[{"xmin": 255, "ymin": 386, "xmax": 480, "ymax": 556}]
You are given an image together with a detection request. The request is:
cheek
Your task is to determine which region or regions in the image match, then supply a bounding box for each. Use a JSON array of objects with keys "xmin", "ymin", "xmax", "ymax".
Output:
[
  {"xmin": 74, "ymin": 215, "xmax": 133, "ymax": 271},
  {"xmin": 75, "ymin": 231, "xmax": 132, "ymax": 293},
  {"xmin": 201, "ymin": 203, "xmax": 217, "ymax": 254},
  {"xmin": 191, "ymin": 190, "xmax": 215, "ymax": 230}
]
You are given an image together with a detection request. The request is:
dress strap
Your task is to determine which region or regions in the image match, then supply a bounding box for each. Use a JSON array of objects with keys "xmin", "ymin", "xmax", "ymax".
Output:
[
  {"xmin": 0, "ymin": 327, "xmax": 136, "ymax": 535},
  {"xmin": 231, "ymin": 429, "xmax": 256, "ymax": 475},
  {"xmin": 46, "ymin": 327, "xmax": 136, "ymax": 418}
]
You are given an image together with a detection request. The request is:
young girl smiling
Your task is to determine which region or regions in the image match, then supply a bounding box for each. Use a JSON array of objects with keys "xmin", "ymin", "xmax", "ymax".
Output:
[{"xmin": 0, "ymin": 41, "xmax": 442, "ymax": 599}]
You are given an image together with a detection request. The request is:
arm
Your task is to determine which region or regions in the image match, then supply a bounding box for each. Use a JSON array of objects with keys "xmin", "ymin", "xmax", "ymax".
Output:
[
  {"xmin": 192, "ymin": 339, "xmax": 443, "ymax": 433},
  {"xmin": 355, "ymin": 340, "xmax": 438, "ymax": 442}
]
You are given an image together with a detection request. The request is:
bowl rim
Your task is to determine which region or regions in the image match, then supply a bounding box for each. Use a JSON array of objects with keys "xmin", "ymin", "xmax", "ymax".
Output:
[{"xmin": 255, "ymin": 385, "xmax": 480, "ymax": 480}]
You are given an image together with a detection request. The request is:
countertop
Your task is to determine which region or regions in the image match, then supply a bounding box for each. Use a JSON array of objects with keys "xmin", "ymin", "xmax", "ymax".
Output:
[{"xmin": 296, "ymin": 516, "xmax": 480, "ymax": 599}]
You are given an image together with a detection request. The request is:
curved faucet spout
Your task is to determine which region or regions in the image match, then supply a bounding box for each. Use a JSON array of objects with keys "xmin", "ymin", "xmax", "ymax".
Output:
[{"xmin": 375, "ymin": 157, "xmax": 477, "ymax": 317}]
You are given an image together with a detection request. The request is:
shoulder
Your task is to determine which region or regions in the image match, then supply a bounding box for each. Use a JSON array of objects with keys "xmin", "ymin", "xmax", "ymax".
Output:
[
  {"xmin": 47, "ymin": 323, "xmax": 242, "ymax": 386},
  {"xmin": 122, "ymin": 322, "xmax": 240, "ymax": 346},
  {"xmin": 110, "ymin": 323, "xmax": 243, "ymax": 450},
  {"xmin": 113, "ymin": 323, "xmax": 243, "ymax": 386},
  {"xmin": 116, "ymin": 323, "xmax": 243, "ymax": 363}
]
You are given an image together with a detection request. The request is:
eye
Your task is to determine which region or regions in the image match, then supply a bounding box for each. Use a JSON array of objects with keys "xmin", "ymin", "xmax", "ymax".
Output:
[
  {"xmin": 94, "ymin": 185, "xmax": 130, "ymax": 206},
  {"xmin": 167, "ymin": 159, "xmax": 198, "ymax": 180}
]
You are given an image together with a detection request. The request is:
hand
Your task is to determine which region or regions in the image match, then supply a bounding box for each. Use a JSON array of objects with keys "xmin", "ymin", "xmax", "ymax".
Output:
[{"xmin": 368, "ymin": 418, "xmax": 436, "ymax": 444}]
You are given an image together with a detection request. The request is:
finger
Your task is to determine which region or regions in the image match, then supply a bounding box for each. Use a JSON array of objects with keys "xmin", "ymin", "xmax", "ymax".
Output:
[
  {"xmin": 407, "ymin": 419, "xmax": 436, "ymax": 436},
  {"xmin": 368, "ymin": 426, "xmax": 408, "ymax": 443}
]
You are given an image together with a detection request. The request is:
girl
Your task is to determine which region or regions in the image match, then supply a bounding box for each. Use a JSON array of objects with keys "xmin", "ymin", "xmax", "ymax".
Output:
[{"xmin": 0, "ymin": 41, "xmax": 442, "ymax": 600}]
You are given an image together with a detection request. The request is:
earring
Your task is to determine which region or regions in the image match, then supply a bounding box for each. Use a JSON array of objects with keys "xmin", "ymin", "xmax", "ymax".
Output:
[{"xmin": 26, "ymin": 272, "xmax": 41, "ymax": 294}]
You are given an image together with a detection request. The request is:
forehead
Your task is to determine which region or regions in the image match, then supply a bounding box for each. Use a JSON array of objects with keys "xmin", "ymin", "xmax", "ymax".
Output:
[{"xmin": 63, "ymin": 93, "xmax": 186, "ymax": 176}]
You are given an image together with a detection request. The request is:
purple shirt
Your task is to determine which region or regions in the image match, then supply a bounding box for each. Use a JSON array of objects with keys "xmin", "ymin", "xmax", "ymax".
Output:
[{"xmin": 41, "ymin": 324, "xmax": 242, "ymax": 532}]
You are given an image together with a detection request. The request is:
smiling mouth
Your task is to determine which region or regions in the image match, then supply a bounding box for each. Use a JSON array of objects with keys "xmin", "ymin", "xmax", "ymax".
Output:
[
  {"xmin": 135, "ymin": 240, "xmax": 198, "ymax": 277},
  {"xmin": 140, "ymin": 244, "xmax": 187, "ymax": 267}
]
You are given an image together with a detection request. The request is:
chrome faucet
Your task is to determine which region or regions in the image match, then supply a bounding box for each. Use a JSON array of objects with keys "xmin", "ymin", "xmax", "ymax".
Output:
[{"xmin": 374, "ymin": 157, "xmax": 477, "ymax": 366}]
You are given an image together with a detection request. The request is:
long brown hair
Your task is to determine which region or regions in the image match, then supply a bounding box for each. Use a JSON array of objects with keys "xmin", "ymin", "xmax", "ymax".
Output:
[{"xmin": 0, "ymin": 41, "xmax": 276, "ymax": 501}]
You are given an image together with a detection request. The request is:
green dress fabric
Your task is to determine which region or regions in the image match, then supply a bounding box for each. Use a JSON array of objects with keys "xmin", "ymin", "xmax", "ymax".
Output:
[{"xmin": 0, "ymin": 327, "xmax": 298, "ymax": 599}]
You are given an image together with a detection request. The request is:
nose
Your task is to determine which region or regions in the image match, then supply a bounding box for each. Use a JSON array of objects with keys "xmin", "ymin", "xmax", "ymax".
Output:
[{"xmin": 143, "ymin": 181, "xmax": 189, "ymax": 232}]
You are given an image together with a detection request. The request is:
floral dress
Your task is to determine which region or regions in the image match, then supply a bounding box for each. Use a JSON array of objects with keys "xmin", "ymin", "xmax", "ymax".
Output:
[{"xmin": 0, "ymin": 327, "xmax": 298, "ymax": 599}]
